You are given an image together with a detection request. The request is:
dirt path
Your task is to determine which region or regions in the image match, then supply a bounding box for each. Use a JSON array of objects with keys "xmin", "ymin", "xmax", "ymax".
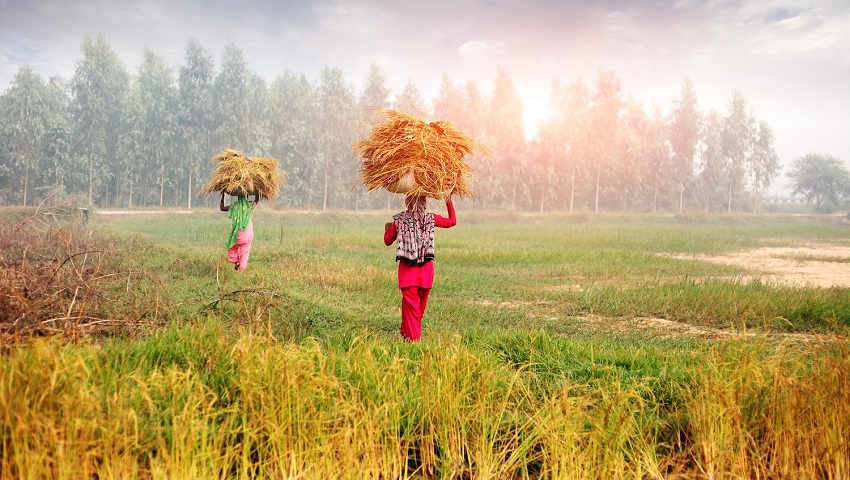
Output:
[{"xmin": 667, "ymin": 243, "xmax": 850, "ymax": 288}]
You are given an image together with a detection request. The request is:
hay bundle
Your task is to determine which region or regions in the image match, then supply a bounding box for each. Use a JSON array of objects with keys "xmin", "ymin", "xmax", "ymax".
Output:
[
  {"xmin": 353, "ymin": 110, "xmax": 482, "ymax": 199},
  {"xmin": 200, "ymin": 149, "xmax": 286, "ymax": 200}
]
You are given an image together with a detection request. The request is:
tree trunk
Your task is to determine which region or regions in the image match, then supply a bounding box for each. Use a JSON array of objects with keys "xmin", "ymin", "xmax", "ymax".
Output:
[
  {"xmin": 160, "ymin": 171, "xmax": 165, "ymax": 207},
  {"xmin": 88, "ymin": 156, "xmax": 94, "ymax": 206},
  {"xmin": 128, "ymin": 178, "xmax": 134, "ymax": 209},
  {"xmin": 752, "ymin": 186, "xmax": 759, "ymax": 214},
  {"xmin": 187, "ymin": 169, "xmax": 193, "ymax": 209},
  {"xmin": 727, "ymin": 184, "xmax": 733, "ymax": 212},
  {"xmin": 22, "ymin": 166, "xmax": 29, "ymax": 206},
  {"xmin": 322, "ymin": 161, "xmax": 329, "ymax": 212},
  {"xmin": 653, "ymin": 185, "xmax": 658, "ymax": 214},
  {"xmin": 594, "ymin": 164, "xmax": 600, "ymax": 213},
  {"xmin": 569, "ymin": 175, "xmax": 575, "ymax": 213}
]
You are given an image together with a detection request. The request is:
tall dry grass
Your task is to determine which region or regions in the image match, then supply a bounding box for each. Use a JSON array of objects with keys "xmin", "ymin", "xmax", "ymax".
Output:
[
  {"xmin": 2, "ymin": 326, "xmax": 847, "ymax": 479},
  {"xmin": 676, "ymin": 340, "xmax": 850, "ymax": 479}
]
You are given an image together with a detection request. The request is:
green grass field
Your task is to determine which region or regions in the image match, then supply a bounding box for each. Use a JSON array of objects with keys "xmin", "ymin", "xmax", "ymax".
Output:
[{"xmin": 2, "ymin": 207, "xmax": 849, "ymax": 478}]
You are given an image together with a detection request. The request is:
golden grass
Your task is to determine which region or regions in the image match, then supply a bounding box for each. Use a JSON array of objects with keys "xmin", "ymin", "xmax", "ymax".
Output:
[
  {"xmin": 2, "ymin": 332, "xmax": 849, "ymax": 479},
  {"xmin": 199, "ymin": 149, "xmax": 286, "ymax": 200},
  {"xmin": 353, "ymin": 110, "xmax": 484, "ymax": 200}
]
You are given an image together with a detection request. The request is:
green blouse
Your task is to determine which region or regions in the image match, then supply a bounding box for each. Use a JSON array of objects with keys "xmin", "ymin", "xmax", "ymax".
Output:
[{"xmin": 226, "ymin": 197, "xmax": 255, "ymax": 248}]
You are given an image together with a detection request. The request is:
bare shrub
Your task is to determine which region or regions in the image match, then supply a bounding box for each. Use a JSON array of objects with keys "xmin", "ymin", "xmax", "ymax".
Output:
[{"xmin": 0, "ymin": 202, "xmax": 164, "ymax": 348}]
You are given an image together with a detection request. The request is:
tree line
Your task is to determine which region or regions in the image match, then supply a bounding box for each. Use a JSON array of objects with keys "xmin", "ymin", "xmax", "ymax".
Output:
[{"xmin": 0, "ymin": 34, "xmax": 803, "ymax": 212}]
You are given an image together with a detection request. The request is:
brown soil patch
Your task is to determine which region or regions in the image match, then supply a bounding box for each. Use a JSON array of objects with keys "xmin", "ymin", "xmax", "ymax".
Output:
[{"xmin": 667, "ymin": 243, "xmax": 850, "ymax": 288}]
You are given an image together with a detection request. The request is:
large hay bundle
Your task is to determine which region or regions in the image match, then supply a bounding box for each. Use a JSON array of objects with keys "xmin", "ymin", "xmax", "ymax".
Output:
[
  {"xmin": 199, "ymin": 149, "xmax": 286, "ymax": 200},
  {"xmin": 353, "ymin": 110, "xmax": 482, "ymax": 199}
]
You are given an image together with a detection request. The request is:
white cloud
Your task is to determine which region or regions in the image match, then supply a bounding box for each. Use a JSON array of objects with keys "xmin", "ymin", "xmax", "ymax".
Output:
[{"xmin": 457, "ymin": 40, "xmax": 490, "ymax": 56}]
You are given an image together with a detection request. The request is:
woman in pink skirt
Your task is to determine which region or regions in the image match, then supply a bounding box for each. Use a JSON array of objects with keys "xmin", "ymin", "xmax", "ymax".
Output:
[
  {"xmin": 220, "ymin": 191, "xmax": 259, "ymax": 272},
  {"xmin": 384, "ymin": 194, "xmax": 456, "ymax": 341}
]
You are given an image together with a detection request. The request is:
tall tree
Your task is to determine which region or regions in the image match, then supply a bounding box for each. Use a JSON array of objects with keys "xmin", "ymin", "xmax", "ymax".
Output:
[
  {"xmin": 315, "ymin": 67, "xmax": 359, "ymax": 211},
  {"xmin": 41, "ymin": 76, "xmax": 73, "ymax": 196},
  {"xmin": 120, "ymin": 78, "xmax": 144, "ymax": 208},
  {"xmin": 0, "ymin": 66, "xmax": 51, "ymax": 205},
  {"xmin": 695, "ymin": 109, "xmax": 725, "ymax": 210},
  {"xmin": 245, "ymin": 72, "xmax": 271, "ymax": 155},
  {"xmin": 668, "ymin": 78, "xmax": 700, "ymax": 212},
  {"xmin": 787, "ymin": 153, "xmax": 849, "ymax": 213},
  {"xmin": 616, "ymin": 98, "xmax": 651, "ymax": 211},
  {"xmin": 392, "ymin": 80, "xmax": 429, "ymax": 116},
  {"xmin": 749, "ymin": 121, "xmax": 780, "ymax": 213},
  {"xmin": 138, "ymin": 49, "xmax": 179, "ymax": 207},
  {"xmin": 357, "ymin": 64, "xmax": 392, "ymax": 209},
  {"xmin": 213, "ymin": 43, "xmax": 250, "ymax": 151},
  {"xmin": 178, "ymin": 39, "xmax": 215, "ymax": 208},
  {"xmin": 638, "ymin": 105, "xmax": 672, "ymax": 213},
  {"xmin": 485, "ymin": 69, "xmax": 526, "ymax": 208},
  {"xmin": 70, "ymin": 34, "xmax": 130, "ymax": 206},
  {"xmin": 720, "ymin": 89, "xmax": 754, "ymax": 212},
  {"xmin": 432, "ymin": 74, "xmax": 464, "ymax": 125},
  {"xmin": 268, "ymin": 72, "xmax": 319, "ymax": 207},
  {"xmin": 460, "ymin": 80, "xmax": 487, "ymax": 141},
  {"xmin": 588, "ymin": 70, "xmax": 622, "ymax": 213},
  {"xmin": 562, "ymin": 79, "xmax": 592, "ymax": 212},
  {"xmin": 359, "ymin": 63, "xmax": 391, "ymax": 120}
]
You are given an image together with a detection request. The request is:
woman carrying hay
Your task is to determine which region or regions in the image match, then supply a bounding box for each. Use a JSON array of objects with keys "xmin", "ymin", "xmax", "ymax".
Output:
[
  {"xmin": 356, "ymin": 110, "xmax": 479, "ymax": 341},
  {"xmin": 220, "ymin": 191, "xmax": 259, "ymax": 272},
  {"xmin": 384, "ymin": 193, "xmax": 456, "ymax": 342}
]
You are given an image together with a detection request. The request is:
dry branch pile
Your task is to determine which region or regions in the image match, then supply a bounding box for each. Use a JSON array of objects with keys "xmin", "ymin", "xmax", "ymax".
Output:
[
  {"xmin": 199, "ymin": 149, "xmax": 287, "ymax": 200},
  {"xmin": 0, "ymin": 205, "xmax": 160, "ymax": 348},
  {"xmin": 353, "ymin": 110, "xmax": 483, "ymax": 199}
]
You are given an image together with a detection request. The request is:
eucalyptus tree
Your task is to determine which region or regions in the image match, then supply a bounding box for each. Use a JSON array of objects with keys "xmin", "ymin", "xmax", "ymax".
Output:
[
  {"xmin": 615, "ymin": 98, "xmax": 652, "ymax": 211},
  {"xmin": 392, "ymin": 80, "xmax": 429, "ymax": 117},
  {"xmin": 485, "ymin": 69, "xmax": 526, "ymax": 208},
  {"xmin": 315, "ymin": 67, "xmax": 359, "ymax": 211},
  {"xmin": 432, "ymin": 75, "xmax": 489, "ymax": 208},
  {"xmin": 529, "ymin": 105, "xmax": 561, "ymax": 212},
  {"xmin": 137, "ymin": 49, "xmax": 179, "ymax": 207},
  {"xmin": 41, "ymin": 77, "xmax": 74, "ymax": 197},
  {"xmin": 120, "ymin": 78, "xmax": 144, "ymax": 207},
  {"xmin": 460, "ymin": 80, "xmax": 488, "ymax": 143},
  {"xmin": 749, "ymin": 121, "xmax": 780, "ymax": 213},
  {"xmin": 721, "ymin": 89, "xmax": 755, "ymax": 212},
  {"xmin": 357, "ymin": 63, "xmax": 392, "ymax": 209},
  {"xmin": 695, "ymin": 109, "xmax": 725, "ymax": 210},
  {"xmin": 70, "ymin": 34, "xmax": 130, "ymax": 206},
  {"xmin": 529, "ymin": 79, "xmax": 570, "ymax": 212},
  {"xmin": 588, "ymin": 70, "xmax": 622, "ymax": 213},
  {"xmin": 178, "ymin": 39, "xmax": 215, "ymax": 208},
  {"xmin": 668, "ymin": 78, "xmax": 700, "ymax": 212},
  {"xmin": 560, "ymin": 79, "xmax": 592, "ymax": 212},
  {"xmin": 360, "ymin": 63, "xmax": 391, "ymax": 120},
  {"xmin": 432, "ymin": 74, "xmax": 464, "ymax": 125},
  {"xmin": 642, "ymin": 105, "xmax": 672, "ymax": 213},
  {"xmin": 213, "ymin": 43, "xmax": 251, "ymax": 152},
  {"xmin": 268, "ymin": 72, "xmax": 319, "ymax": 207},
  {"xmin": 245, "ymin": 72, "xmax": 271, "ymax": 156},
  {"xmin": 0, "ymin": 66, "xmax": 52, "ymax": 205},
  {"xmin": 787, "ymin": 153, "xmax": 848, "ymax": 213}
]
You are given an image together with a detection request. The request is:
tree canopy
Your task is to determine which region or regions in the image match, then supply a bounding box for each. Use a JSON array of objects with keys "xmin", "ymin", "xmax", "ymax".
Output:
[
  {"xmin": 0, "ymin": 35, "xmax": 800, "ymax": 213},
  {"xmin": 787, "ymin": 153, "xmax": 849, "ymax": 213}
]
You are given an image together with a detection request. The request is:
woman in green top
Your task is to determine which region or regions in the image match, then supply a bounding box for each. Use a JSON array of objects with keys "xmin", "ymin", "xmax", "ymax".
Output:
[{"xmin": 220, "ymin": 191, "xmax": 259, "ymax": 271}]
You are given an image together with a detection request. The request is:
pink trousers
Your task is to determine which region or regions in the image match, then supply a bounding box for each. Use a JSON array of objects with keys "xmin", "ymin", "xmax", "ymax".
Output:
[
  {"xmin": 227, "ymin": 221, "xmax": 254, "ymax": 272},
  {"xmin": 400, "ymin": 286, "xmax": 430, "ymax": 342}
]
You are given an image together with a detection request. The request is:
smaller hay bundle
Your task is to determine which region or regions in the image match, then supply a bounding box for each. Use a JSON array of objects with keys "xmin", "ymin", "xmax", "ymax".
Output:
[
  {"xmin": 200, "ymin": 149, "xmax": 286, "ymax": 200},
  {"xmin": 353, "ymin": 110, "xmax": 481, "ymax": 200}
]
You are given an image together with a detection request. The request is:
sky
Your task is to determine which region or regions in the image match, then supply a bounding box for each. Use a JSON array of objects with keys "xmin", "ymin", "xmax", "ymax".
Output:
[{"xmin": 1, "ymin": 0, "xmax": 849, "ymax": 193}]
